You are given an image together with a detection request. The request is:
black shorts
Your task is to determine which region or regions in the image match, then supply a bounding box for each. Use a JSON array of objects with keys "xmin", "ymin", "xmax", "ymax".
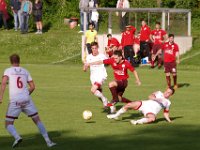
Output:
[
  {"xmin": 116, "ymin": 79, "xmax": 128, "ymax": 96},
  {"xmin": 34, "ymin": 15, "xmax": 42, "ymax": 22}
]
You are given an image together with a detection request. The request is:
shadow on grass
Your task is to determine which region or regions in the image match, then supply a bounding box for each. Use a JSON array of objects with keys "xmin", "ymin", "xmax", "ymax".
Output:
[
  {"xmin": 1, "ymin": 124, "xmax": 200, "ymax": 150},
  {"xmin": 178, "ymin": 83, "xmax": 190, "ymax": 88}
]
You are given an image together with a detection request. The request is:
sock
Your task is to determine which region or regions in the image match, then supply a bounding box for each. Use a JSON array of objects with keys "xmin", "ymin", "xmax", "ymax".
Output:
[
  {"xmin": 136, "ymin": 118, "xmax": 149, "ymax": 124},
  {"xmin": 166, "ymin": 76, "xmax": 171, "ymax": 87},
  {"xmin": 173, "ymin": 75, "xmax": 177, "ymax": 85},
  {"xmin": 121, "ymin": 97, "xmax": 132, "ymax": 103},
  {"xmin": 94, "ymin": 90, "xmax": 107, "ymax": 104},
  {"xmin": 109, "ymin": 86, "xmax": 119, "ymax": 103},
  {"xmin": 115, "ymin": 107, "xmax": 127, "ymax": 117},
  {"xmin": 6, "ymin": 125, "xmax": 21, "ymax": 140},
  {"xmin": 36, "ymin": 121, "xmax": 50, "ymax": 143}
]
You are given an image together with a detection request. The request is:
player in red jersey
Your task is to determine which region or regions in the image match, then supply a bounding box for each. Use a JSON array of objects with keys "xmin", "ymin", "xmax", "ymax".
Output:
[
  {"xmin": 150, "ymin": 22, "xmax": 167, "ymax": 68},
  {"xmin": 121, "ymin": 25, "xmax": 136, "ymax": 66},
  {"xmin": 85, "ymin": 50, "xmax": 141, "ymax": 113},
  {"xmin": 153, "ymin": 34, "xmax": 180, "ymax": 89},
  {"xmin": 106, "ymin": 34, "xmax": 120, "ymax": 57}
]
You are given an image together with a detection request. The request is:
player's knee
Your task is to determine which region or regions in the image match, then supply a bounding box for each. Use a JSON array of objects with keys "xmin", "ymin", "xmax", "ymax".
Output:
[{"xmin": 109, "ymin": 82, "xmax": 116, "ymax": 88}]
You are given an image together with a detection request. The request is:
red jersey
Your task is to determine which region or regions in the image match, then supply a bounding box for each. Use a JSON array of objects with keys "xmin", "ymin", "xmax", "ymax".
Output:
[
  {"xmin": 151, "ymin": 29, "xmax": 166, "ymax": 44},
  {"xmin": 140, "ymin": 25, "xmax": 151, "ymax": 42},
  {"xmin": 121, "ymin": 26, "xmax": 136, "ymax": 48},
  {"xmin": 134, "ymin": 37, "xmax": 140, "ymax": 45},
  {"xmin": 107, "ymin": 37, "xmax": 120, "ymax": 47},
  {"xmin": 162, "ymin": 42, "xmax": 179, "ymax": 62},
  {"xmin": 103, "ymin": 58, "xmax": 135, "ymax": 80}
]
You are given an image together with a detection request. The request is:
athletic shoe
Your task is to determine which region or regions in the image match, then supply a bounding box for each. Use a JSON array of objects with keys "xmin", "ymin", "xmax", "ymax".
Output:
[
  {"xmin": 12, "ymin": 138, "xmax": 22, "ymax": 148},
  {"xmin": 107, "ymin": 114, "xmax": 118, "ymax": 120},
  {"xmin": 47, "ymin": 141, "xmax": 56, "ymax": 147},
  {"xmin": 130, "ymin": 120, "xmax": 138, "ymax": 125}
]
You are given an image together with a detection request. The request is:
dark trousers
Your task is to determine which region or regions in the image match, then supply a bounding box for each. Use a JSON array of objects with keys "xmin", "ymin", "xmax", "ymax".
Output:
[
  {"xmin": 119, "ymin": 13, "xmax": 129, "ymax": 32},
  {"xmin": 140, "ymin": 41, "xmax": 150, "ymax": 59},
  {"xmin": 124, "ymin": 45, "xmax": 134, "ymax": 66},
  {"xmin": 0, "ymin": 11, "xmax": 8, "ymax": 29},
  {"xmin": 86, "ymin": 43, "xmax": 92, "ymax": 54}
]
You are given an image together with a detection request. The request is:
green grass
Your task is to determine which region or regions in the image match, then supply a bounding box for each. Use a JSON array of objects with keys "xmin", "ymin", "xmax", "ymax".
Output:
[{"xmin": 0, "ymin": 63, "xmax": 199, "ymax": 150}]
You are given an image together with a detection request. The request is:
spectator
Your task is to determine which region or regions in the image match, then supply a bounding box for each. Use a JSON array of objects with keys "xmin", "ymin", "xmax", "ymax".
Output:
[
  {"xmin": 133, "ymin": 35, "xmax": 140, "ymax": 58},
  {"xmin": 0, "ymin": 0, "xmax": 8, "ymax": 29},
  {"xmin": 150, "ymin": 21, "xmax": 167, "ymax": 68},
  {"xmin": 116, "ymin": 0, "xmax": 130, "ymax": 32},
  {"xmin": 20, "ymin": 0, "xmax": 32, "ymax": 34},
  {"xmin": 10, "ymin": 0, "xmax": 21, "ymax": 31},
  {"xmin": 84, "ymin": 22, "xmax": 98, "ymax": 54},
  {"xmin": 106, "ymin": 34, "xmax": 120, "ymax": 57},
  {"xmin": 88, "ymin": 0, "xmax": 99, "ymax": 31},
  {"xmin": 79, "ymin": 0, "xmax": 89, "ymax": 33},
  {"xmin": 33, "ymin": 0, "xmax": 43, "ymax": 34}
]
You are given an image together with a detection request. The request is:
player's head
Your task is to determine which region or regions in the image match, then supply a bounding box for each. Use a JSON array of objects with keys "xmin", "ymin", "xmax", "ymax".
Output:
[
  {"xmin": 113, "ymin": 50, "xmax": 123, "ymax": 64},
  {"xmin": 125, "ymin": 25, "xmax": 132, "ymax": 30},
  {"xmin": 164, "ymin": 87, "xmax": 175, "ymax": 98},
  {"xmin": 88, "ymin": 22, "xmax": 95, "ymax": 30},
  {"xmin": 10, "ymin": 54, "xmax": 20, "ymax": 65},
  {"xmin": 168, "ymin": 34, "xmax": 175, "ymax": 43},
  {"xmin": 91, "ymin": 42, "xmax": 99, "ymax": 56},
  {"xmin": 155, "ymin": 21, "xmax": 161, "ymax": 29},
  {"xmin": 107, "ymin": 34, "xmax": 112, "ymax": 40},
  {"xmin": 141, "ymin": 18, "xmax": 147, "ymax": 26}
]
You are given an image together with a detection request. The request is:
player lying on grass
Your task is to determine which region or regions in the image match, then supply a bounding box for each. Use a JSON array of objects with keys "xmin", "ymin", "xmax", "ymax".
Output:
[{"xmin": 107, "ymin": 87, "xmax": 175, "ymax": 125}]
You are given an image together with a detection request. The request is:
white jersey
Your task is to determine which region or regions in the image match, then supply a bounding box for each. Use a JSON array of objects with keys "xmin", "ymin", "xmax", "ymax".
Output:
[
  {"xmin": 86, "ymin": 53, "xmax": 108, "ymax": 83},
  {"xmin": 4, "ymin": 67, "xmax": 32, "ymax": 102},
  {"xmin": 139, "ymin": 91, "xmax": 171, "ymax": 116}
]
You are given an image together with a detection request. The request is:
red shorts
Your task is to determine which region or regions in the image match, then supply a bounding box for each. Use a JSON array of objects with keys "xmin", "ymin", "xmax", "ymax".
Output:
[
  {"xmin": 152, "ymin": 44, "xmax": 162, "ymax": 54},
  {"xmin": 116, "ymin": 80, "xmax": 128, "ymax": 96},
  {"xmin": 164, "ymin": 61, "xmax": 177, "ymax": 73}
]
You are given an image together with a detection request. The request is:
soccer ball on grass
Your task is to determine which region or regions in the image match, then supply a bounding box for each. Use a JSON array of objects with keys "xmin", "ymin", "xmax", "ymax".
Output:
[{"xmin": 82, "ymin": 110, "xmax": 92, "ymax": 120}]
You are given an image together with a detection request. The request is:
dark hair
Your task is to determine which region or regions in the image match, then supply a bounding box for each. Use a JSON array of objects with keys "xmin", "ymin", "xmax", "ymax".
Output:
[
  {"xmin": 156, "ymin": 21, "xmax": 161, "ymax": 25},
  {"xmin": 113, "ymin": 50, "xmax": 123, "ymax": 57},
  {"xmin": 90, "ymin": 41, "xmax": 98, "ymax": 47},
  {"xmin": 107, "ymin": 34, "xmax": 112, "ymax": 38},
  {"xmin": 169, "ymin": 86, "xmax": 175, "ymax": 95},
  {"xmin": 168, "ymin": 34, "xmax": 174, "ymax": 38},
  {"xmin": 140, "ymin": 18, "xmax": 146, "ymax": 22},
  {"xmin": 10, "ymin": 54, "xmax": 20, "ymax": 64},
  {"xmin": 89, "ymin": 21, "xmax": 95, "ymax": 28}
]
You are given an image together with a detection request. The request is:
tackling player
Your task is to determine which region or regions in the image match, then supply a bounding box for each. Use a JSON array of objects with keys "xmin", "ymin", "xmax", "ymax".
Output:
[
  {"xmin": 85, "ymin": 50, "xmax": 141, "ymax": 113},
  {"xmin": 83, "ymin": 42, "xmax": 109, "ymax": 108},
  {"xmin": 107, "ymin": 87, "xmax": 175, "ymax": 125},
  {"xmin": 0, "ymin": 54, "xmax": 56, "ymax": 148}
]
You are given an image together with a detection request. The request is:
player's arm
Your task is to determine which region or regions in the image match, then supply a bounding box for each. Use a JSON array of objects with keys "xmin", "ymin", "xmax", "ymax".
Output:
[
  {"xmin": 152, "ymin": 49, "xmax": 162, "ymax": 61},
  {"xmin": 0, "ymin": 76, "xmax": 8, "ymax": 104},
  {"xmin": 28, "ymin": 80, "xmax": 35, "ymax": 95},
  {"xmin": 85, "ymin": 60, "xmax": 104, "ymax": 67},
  {"xmin": 133, "ymin": 70, "xmax": 141, "ymax": 85},
  {"xmin": 176, "ymin": 51, "xmax": 180, "ymax": 64},
  {"xmin": 163, "ymin": 110, "xmax": 172, "ymax": 123}
]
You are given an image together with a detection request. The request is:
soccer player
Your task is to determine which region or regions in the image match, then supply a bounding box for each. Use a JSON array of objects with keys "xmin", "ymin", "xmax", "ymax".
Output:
[
  {"xmin": 153, "ymin": 34, "xmax": 180, "ymax": 89},
  {"xmin": 85, "ymin": 50, "xmax": 141, "ymax": 113},
  {"xmin": 0, "ymin": 54, "xmax": 56, "ymax": 148},
  {"xmin": 150, "ymin": 22, "xmax": 167, "ymax": 68},
  {"xmin": 83, "ymin": 42, "xmax": 108, "ymax": 108},
  {"xmin": 107, "ymin": 87, "xmax": 175, "ymax": 125}
]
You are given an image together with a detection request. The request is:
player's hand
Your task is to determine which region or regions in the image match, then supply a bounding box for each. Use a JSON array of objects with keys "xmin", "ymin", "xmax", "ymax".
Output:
[
  {"xmin": 152, "ymin": 55, "xmax": 156, "ymax": 61},
  {"xmin": 176, "ymin": 59, "xmax": 180, "ymax": 64},
  {"xmin": 136, "ymin": 80, "xmax": 141, "ymax": 86}
]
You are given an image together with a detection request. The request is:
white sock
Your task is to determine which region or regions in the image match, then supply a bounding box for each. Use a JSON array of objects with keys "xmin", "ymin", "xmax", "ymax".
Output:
[
  {"xmin": 115, "ymin": 107, "xmax": 127, "ymax": 117},
  {"xmin": 6, "ymin": 125, "xmax": 21, "ymax": 140},
  {"xmin": 136, "ymin": 118, "xmax": 149, "ymax": 124},
  {"xmin": 94, "ymin": 90, "xmax": 107, "ymax": 104},
  {"xmin": 37, "ymin": 121, "xmax": 51, "ymax": 143}
]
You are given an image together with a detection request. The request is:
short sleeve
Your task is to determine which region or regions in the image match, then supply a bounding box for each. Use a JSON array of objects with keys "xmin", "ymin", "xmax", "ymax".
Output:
[
  {"xmin": 126, "ymin": 61, "xmax": 135, "ymax": 72},
  {"xmin": 26, "ymin": 71, "xmax": 33, "ymax": 82}
]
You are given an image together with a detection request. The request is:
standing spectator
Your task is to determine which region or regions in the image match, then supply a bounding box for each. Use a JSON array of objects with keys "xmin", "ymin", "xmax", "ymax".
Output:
[
  {"xmin": 0, "ymin": 0, "xmax": 8, "ymax": 29},
  {"xmin": 0, "ymin": 54, "xmax": 56, "ymax": 148},
  {"xmin": 88, "ymin": 0, "xmax": 99, "ymax": 31},
  {"xmin": 33, "ymin": 0, "xmax": 43, "ymax": 34},
  {"xmin": 153, "ymin": 34, "xmax": 180, "ymax": 89},
  {"xmin": 106, "ymin": 34, "xmax": 120, "ymax": 57},
  {"xmin": 79, "ymin": 0, "xmax": 89, "ymax": 33},
  {"xmin": 150, "ymin": 21, "xmax": 167, "ymax": 68},
  {"xmin": 121, "ymin": 25, "xmax": 136, "ymax": 66},
  {"xmin": 10, "ymin": 0, "xmax": 21, "ymax": 31},
  {"xmin": 20, "ymin": 0, "xmax": 32, "ymax": 34},
  {"xmin": 84, "ymin": 22, "xmax": 98, "ymax": 54},
  {"xmin": 139, "ymin": 19, "xmax": 151, "ymax": 59},
  {"xmin": 116, "ymin": 0, "xmax": 130, "ymax": 32}
]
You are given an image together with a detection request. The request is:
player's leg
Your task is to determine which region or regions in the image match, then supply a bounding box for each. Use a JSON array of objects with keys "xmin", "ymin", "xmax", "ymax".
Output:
[
  {"xmin": 164, "ymin": 63, "xmax": 171, "ymax": 88},
  {"xmin": 130, "ymin": 113, "xmax": 156, "ymax": 125},
  {"xmin": 5, "ymin": 103, "xmax": 22, "ymax": 148},
  {"xmin": 171, "ymin": 62, "xmax": 178, "ymax": 89},
  {"xmin": 109, "ymin": 80, "xmax": 119, "ymax": 103}
]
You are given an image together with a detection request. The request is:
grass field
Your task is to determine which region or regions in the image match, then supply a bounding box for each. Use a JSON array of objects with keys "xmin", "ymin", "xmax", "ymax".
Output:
[{"xmin": 0, "ymin": 63, "xmax": 200, "ymax": 150}]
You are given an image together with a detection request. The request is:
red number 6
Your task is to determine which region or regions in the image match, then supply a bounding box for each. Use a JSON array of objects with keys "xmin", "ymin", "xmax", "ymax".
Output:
[{"xmin": 17, "ymin": 77, "xmax": 23, "ymax": 88}]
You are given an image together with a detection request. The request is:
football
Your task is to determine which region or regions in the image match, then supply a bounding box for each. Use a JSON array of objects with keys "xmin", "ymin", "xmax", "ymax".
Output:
[{"xmin": 82, "ymin": 110, "xmax": 92, "ymax": 120}]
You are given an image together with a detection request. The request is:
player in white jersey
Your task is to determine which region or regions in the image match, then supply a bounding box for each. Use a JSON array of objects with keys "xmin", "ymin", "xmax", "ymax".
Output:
[
  {"xmin": 0, "ymin": 54, "xmax": 56, "ymax": 148},
  {"xmin": 83, "ymin": 42, "xmax": 108, "ymax": 108},
  {"xmin": 107, "ymin": 87, "xmax": 175, "ymax": 125}
]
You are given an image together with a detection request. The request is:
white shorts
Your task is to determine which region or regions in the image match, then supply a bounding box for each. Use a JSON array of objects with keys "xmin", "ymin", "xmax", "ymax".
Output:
[
  {"xmin": 6, "ymin": 99, "xmax": 38, "ymax": 121},
  {"xmin": 138, "ymin": 100, "xmax": 162, "ymax": 117},
  {"xmin": 90, "ymin": 76, "xmax": 107, "ymax": 87}
]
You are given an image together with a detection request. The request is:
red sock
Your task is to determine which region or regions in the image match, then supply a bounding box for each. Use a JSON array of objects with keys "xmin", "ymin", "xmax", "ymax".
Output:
[
  {"xmin": 121, "ymin": 97, "xmax": 132, "ymax": 103},
  {"xmin": 109, "ymin": 86, "xmax": 119, "ymax": 102},
  {"xmin": 173, "ymin": 75, "xmax": 177, "ymax": 85},
  {"xmin": 166, "ymin": 76, "xmax": 171, "ymax": 87}
]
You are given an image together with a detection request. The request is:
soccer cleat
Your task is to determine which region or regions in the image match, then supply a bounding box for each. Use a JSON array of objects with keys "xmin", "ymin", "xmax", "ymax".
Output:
[
  {"xmin": 47, "ymin": 141, "xmax": 56, "ymax": 147},
  {"xmin": 110, "ymin": 105, "xmax": 116, "ymax": 114},
  {"xmin": 107, "ymin": 114, "xmax": 118, "ymax": 120},
  {"xmin": 130, "ymin": 120, "xmax": 138, "ymax": 125},
  {"xmin": 12, "ymin": 138, "xmax": 22, "ymax": 148}
]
